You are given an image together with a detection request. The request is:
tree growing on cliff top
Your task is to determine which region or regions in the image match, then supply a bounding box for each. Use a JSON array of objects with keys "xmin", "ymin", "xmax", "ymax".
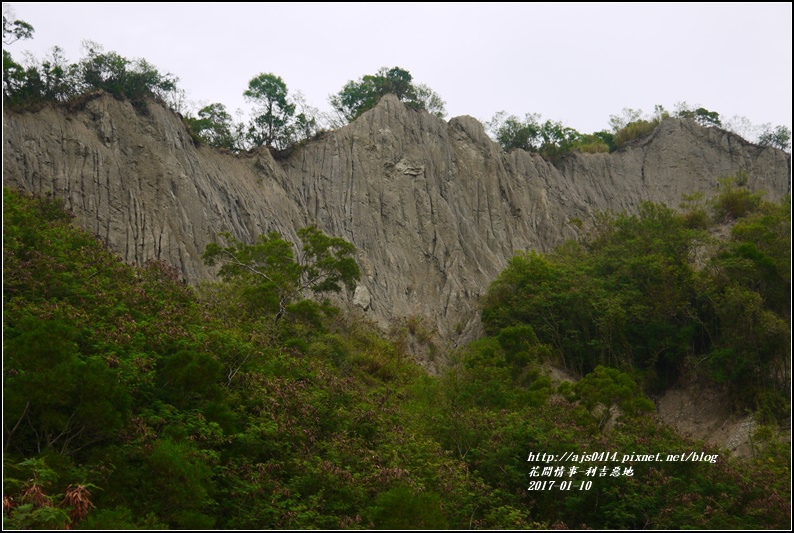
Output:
[
  {"xmin": 185, "ymin": 102, "xmax": 240, "ymax": 150},
  {"xmin": 757, "ymin": 124, "xmax": 791, "ymax": 152},
  {"xmin": 486, "ymin": 111, "xmax": 595, "ymax": 161},
  {"xmin": 244, "ymin": 72, "xmax": 296, "ymax": 149},
  {"xmin": 2, "ymin": 7, "xmax": 34, "ymax": 45},
  {"xmin": 329, "ymin": 66, "xmax": 446, "ymax": 122}
]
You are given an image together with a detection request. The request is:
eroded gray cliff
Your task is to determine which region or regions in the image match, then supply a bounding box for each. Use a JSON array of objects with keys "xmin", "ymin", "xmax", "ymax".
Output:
[{"xmin": 3, "ymin": 93, "xmax": 791, "ymax": 343}]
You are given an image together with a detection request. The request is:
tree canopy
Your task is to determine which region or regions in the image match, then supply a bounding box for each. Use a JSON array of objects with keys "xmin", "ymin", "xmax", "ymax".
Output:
[
  {"xmin": 482, "ymin": 181, "xmax": 790, "ymax": 419},
  {"xmin": 202, "ymin": 226, "xmax": 360, "ymax": 318},
  {"xmin": 2, "ymin": 10, "xmax": 34, "ymax": 45},
  {"xmin": 758, "ymin": 124, "xmax": 792, "ymax": 151},
  {"xmin": 329, "ymin": 66, "xmax": 446, "ymax": 122},
  {"xmin": 487, "ymin": 112, "xmax": 609, "ymax": 161},
  {"xmin": 185, "ymin": 103, "xmax": 239, "ymax": 150},
  {"xmin": 3, "ymin": 34, "xmax": 178, "ymax": 109},
  {"xmin": 243, "ymin": 73, "xmax": 296, "ymax": 149}
]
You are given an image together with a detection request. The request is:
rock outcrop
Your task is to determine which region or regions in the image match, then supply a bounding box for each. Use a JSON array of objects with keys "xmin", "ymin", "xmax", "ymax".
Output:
[{"xmin": 3, "ymin": 93, "xmax": 791, "ymax": 345}]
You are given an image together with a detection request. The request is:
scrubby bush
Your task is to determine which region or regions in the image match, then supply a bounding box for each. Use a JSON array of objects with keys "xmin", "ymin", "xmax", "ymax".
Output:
[{"xmin": 613, "ymin": 118, "xmax": 660, "ymax": 149}]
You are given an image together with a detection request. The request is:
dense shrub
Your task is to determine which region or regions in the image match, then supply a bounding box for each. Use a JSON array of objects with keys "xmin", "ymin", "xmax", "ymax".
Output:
[{"xmin": 613, "ymin": 118, "xmax": 660, "ymax": 148}]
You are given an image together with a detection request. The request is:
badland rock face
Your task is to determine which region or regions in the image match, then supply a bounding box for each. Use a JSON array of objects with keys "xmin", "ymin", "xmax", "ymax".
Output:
[{"xmin": 3, "ymin": 93, "xmax": 791, "ymax": 344}]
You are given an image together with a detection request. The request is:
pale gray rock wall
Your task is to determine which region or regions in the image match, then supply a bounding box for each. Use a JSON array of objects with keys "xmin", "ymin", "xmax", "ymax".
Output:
[{"xmin": 3, "ymin": 93, "xmax": 790, "ymax": 344}]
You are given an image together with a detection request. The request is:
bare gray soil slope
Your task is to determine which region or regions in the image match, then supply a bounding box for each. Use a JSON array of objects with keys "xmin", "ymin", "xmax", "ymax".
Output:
[{"xmin": 3, "ymin": 92, "xmax": 790, "ymax": 345}]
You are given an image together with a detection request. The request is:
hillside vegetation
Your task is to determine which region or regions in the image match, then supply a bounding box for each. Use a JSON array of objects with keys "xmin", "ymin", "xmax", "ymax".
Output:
[
  {"xmin": 483, "ymin": 177, "xmax": 791, "ymax": 422},
  {"xmin": 3, "ymin": 12, "xmax": 791, "ymax": 530},
  {"xmin": 3, "ymin": 186, "xmax": 790, "ymax": 529}
]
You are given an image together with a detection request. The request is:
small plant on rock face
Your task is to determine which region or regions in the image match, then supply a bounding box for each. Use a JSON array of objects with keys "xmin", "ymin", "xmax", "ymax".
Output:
[
  {"xmin": 712, "ymin": 175, "xmax": 764, "ymax": 221},
  {"xmin": 679, "ymin": 191, "xmax": 710, "ymax": 229}
]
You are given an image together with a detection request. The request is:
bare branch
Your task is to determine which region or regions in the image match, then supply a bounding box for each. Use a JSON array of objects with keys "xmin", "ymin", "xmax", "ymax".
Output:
[{"xmin": 3, "ymin": 401, "xmax": 30, "ymax": 453}]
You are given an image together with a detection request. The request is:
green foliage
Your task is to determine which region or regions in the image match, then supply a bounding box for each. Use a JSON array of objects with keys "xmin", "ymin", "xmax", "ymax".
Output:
[
  {"xmin": 675, "ymin": 103, "xmax": 722, "ymax": 127},
  {"xmin": 184, "ymin": 102, "xmax": 240, "ymax": 150},
  {"xmin": 547, "ymin": 102, "xmax": 780, "ymax": 156},
  {"xmin": 243, "ymin": 72, "xmax": 296, "ymax": 149},
  {"xmin": 613, "ymin": 118, "xmax": 660, "ymax": 148},
  {"xmin": 413, "ymin": 82, "xmax": 447, "ymax": 118},
  {"xmin": 482, "ymin": 193, "xmax": 789, "ymax": 415},
  {"xmin": 203, "ymin": 226, "xmax": 360, "ymax": 318},
  {"xmin": 3, "ymin": 37, "xmax": 178, "ymax": 110},
  {"xmin": 483, "ymin": 204, "xmax": 696, "ymax": 374},
  {"xmin": 4, "ymin": 317, "xmax": 131, "ymax": 455},
  {"xmin": 3, "ymin": 457, "xmax": 70, "ymax": 529},
  {"xmin": 2, "ymin": 12, "xmax": 34, "ymax": 44},
  {"xmin": 77, "ymin": 506, "xmax": 165, "ymax": 530},
  {"xmin": 159, "ymin": 350, "xmax": 223, "ymax": 408},
  {"xmin": 488, "ymin": 111, "xmax": 610, "ymax": 162},
  {"xmin": 488, "ymin": 111, "xmax": 541, "ymax": 152},
  {"xmin": 592, "ymin": 130, "xmax": 616, "ymax": 151},
  {"xmin": 702, "ymin": 195, "xmax": 791, "ymax": 415},
  {"xmin": 608, "ymin": 107, "xmax": 644, "ymax": 132},
  {"xmin": 78, "ymin": 42, "xmax": 177, "ymax": 105},
  {"xmin": 367, "ymin": 486, "xmax": 448, "ymax": 529},
  {"xmin": 607, "ymin": 105, "xmax": 670, "ymax": 150},
  {"xmin": 535, "ymin": 119, "xmax": 586, "ymax": 161},
  {"xmin": 573, "ymin": 133, "xmax": 611, "ymax": 153},
  {"xmin": 679, "ymin": 191, "xmax": 710, "ymax": 229},
  {"xmin": 757, "ymin": 124, "xmax": 791, "ymax": 151},
  {"xmin": 142, "ymin": 438, "xmax": 216, "ymax": 528},
  {"xmin": 290, "ymin": 90, "xmax": 322, "ymax": 144},
  {"xmin": 3, "ymin": 186, "xmax": 790, "ymax": 529},
  {"xmin": 573, "ymin": 366, "xmax": 654, "ymax": 429},
  {"xmin": 329, "ymin": 66, "xmax": 446, "ymax": 122},
  {"xmin": 711, "ymin": 175, "xmax": 764, "ymax": 221}
]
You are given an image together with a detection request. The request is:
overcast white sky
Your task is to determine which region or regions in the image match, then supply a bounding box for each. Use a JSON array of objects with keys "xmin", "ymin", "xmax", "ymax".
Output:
[{"xmin": 5, "ymin": 2, "xmax": 792, "ymax": 136}]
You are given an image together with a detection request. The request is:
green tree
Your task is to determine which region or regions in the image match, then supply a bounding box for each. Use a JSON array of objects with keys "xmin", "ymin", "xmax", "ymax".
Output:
[
  {"xmin": 679, "ymin": 107, "xmax": 722, "ymax": 127},
  {"xmin": 291, "ymin": 90, "xmax": 322, "ymax": 142},
  {"xmin": 414, "ymin": 82, "xmax": 447, "ymax": 118},
  {"xmin": 482, "ymin": 202, "xmax": 705, "ymax": 379},
  {"xmin": 202, "ymin": 226, "xmax": 360, "ymax": 318},
  {"xmin": 572, "ymin": 366, "xmax": 654, "ymax": 430},
  {"xmin": 487, "ymin": 111, "xmax": 541, "ymax": 152},
  {"xmin": 186, "ymin": 103, "xmax": 240, "ymax": 150},
  {"xmin": 2, "ymin": 10, "xmax": 34, "ymax": 45},
  {"xmin": 757, "ymin": 124, "xmax": 791, "ymax": 151},
  {"xmin": 608, "ymin": 107, "xmax": 644, "ymax": 132},
  {"xmin": 243, "ymin": 72, "xmax": 296, "ymax": 149},
  {"xmin": 3, "ymin": 27, "xmax": 178, "ymax": 110},
  {"xmin": 674, "ymin": 102, "xmax": 722, "ymax": 127},
  {"xmin": 77, "ymin": 41, "xmax": 177, "ymax": 104},
  {"xmin": 4, "ymin": 318, "xmax": 131, "ymax": 455},
  {"xmin": 487, "ymin": 112, "xmax": 587, "ymax": 162},
  {"xmin": 140, "ymin": 438, "xmax": 216, "ymax": 528},
  {"xmin": 39, "ymin": 46, "xmax": 77, "ymax": 102},
  {"xmin": 2, "ymin": 10, "xmax": 36, "ymax": 105},
  {"xmin": 537, "ymin": 119, "xmax": 584, "ymax": 161},
  {"xmin": 329, "ymin": 66, "xmax": 445, "ymax": 122},
  {"xmin": 3, "ymin": 50, "xmax": 37, "ymax": 104}
]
